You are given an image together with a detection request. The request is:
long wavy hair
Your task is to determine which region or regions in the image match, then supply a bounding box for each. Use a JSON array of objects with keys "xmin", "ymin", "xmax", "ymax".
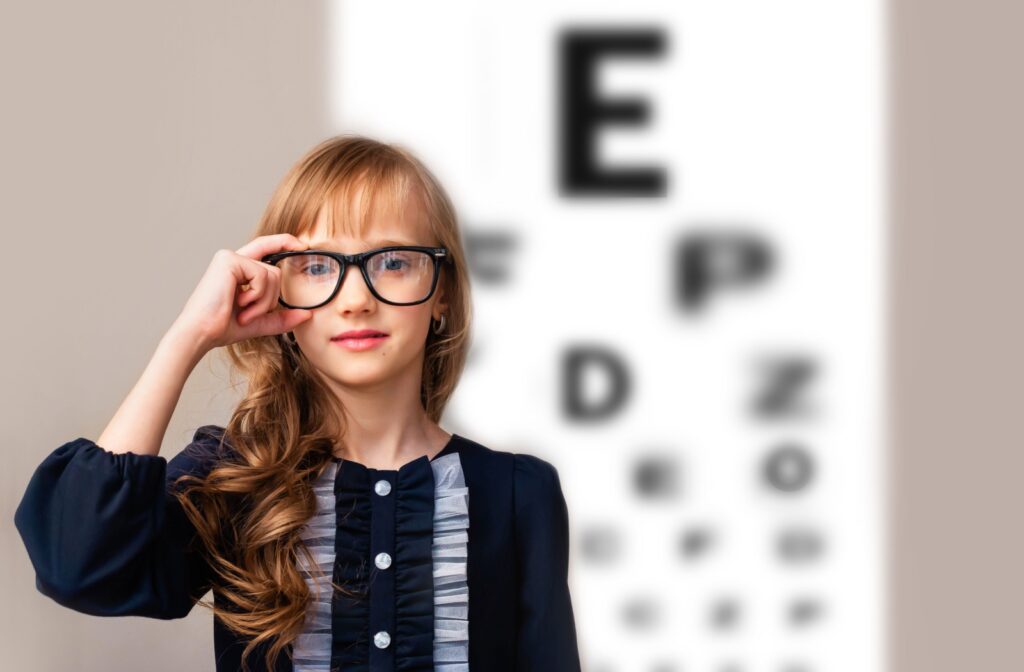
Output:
[{"xmin": 170, "ymin": 135, "xmax": 473, "ymax": 672}]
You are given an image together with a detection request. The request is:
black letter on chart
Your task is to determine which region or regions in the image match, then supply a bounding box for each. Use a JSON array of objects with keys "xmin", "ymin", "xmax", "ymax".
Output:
[
  {"xmin": 558, "ymin": 28, "xmax": 667, "ymax": 196},
  {"xmin": 674, "ymin": 230, "xmax": 775, "ymax": 312},
  {"xmin": 562, "ymin": 345, "xmax": 631, "ymax": 420},
  {"xmin": 751, "ymin": 355, "xmax": 819, "ymax": 419}
]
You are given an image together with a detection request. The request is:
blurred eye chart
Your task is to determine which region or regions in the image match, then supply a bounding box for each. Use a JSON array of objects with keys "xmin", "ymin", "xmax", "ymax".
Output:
[{"xmin": 329, "ymin": 1, "xmax": 885, "ymax": 671}]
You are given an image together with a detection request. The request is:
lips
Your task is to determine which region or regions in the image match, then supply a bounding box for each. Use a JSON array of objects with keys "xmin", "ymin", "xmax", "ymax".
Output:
[
  {"xmin": 332, "ymin": 330, "xmax": 389, "ymax": 352},
  {"xmin": 332, "ymin": 329, "xmax": 388, "ymax": 340}
]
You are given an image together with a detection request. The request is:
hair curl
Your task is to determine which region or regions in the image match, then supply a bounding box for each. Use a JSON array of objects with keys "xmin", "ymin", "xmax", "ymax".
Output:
[{"xmin": 171, "ymin": 135, "xmax": 473, "ymax": 672}]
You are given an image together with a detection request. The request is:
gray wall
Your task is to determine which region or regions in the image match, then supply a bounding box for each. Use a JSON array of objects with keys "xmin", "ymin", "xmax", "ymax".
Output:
[
  {"xmin": 888, "ymin": 0, "xmax": 1023, "ymax": 670},
  {"xmin": 0, "ymin": 2, "xmax": 329, "ymax": 670}
]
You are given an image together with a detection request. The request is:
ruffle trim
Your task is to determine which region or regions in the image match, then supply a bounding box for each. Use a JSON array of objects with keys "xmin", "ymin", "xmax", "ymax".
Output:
[
  {"xmin": 293, "ymin": 460, "xmax": 340, "ymax": 671},
  {"xmin": 430, "ymin": 453, "xmax": 470, "ymax": 672}
]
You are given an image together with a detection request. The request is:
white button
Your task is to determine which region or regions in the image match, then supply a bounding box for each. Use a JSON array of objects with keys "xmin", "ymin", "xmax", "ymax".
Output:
[
  {"xmin": 374, "ymin": 630, "xmax": 391, "ymax": 649},
  {"xmin": 374, "ymin": 479, "xmax": 392, "ymax": 496},
  {"xmin": 375, "ymin": 552, "xmax": 392, "ymax": 569}
]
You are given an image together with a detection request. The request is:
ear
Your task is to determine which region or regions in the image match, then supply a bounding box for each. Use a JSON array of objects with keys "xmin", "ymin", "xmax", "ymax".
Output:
[{"xmin": 432, "ymin": 285, "xmax": 448, "ymax": 319}]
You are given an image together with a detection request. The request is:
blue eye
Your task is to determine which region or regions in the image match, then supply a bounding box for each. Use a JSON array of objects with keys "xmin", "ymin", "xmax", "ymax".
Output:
[{"xmin": 303, "ymin": 263, "xmax": 332, "ymax": 276}]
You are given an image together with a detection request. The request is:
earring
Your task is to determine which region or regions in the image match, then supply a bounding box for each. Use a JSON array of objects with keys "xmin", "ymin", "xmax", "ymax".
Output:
[{"xmin": 431, "ymin": 313, "xmax": 447, "ymax": 335}]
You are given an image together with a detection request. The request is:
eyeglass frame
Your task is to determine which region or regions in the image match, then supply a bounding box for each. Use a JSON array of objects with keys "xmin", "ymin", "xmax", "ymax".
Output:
[{"xmin": 260, "ymin": 245, "xmax": 450, "ymax": 309}]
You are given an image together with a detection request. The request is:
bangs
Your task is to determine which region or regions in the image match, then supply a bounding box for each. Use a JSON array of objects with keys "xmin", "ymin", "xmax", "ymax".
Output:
[{"xmin": 313, "ymin": 160, "xmax": 426, "ymax": 242}]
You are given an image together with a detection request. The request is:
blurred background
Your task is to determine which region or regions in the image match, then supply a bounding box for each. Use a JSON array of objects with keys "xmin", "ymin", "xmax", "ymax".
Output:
[{"xmin": 1, "ymin": 1, "xmax": 1019, "ymax": 671}]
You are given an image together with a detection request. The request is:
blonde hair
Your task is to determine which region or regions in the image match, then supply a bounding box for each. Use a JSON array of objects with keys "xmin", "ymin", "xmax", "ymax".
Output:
[{"xmin": 172, "ymin": 135, "xmax": 473, "ymax": 672}]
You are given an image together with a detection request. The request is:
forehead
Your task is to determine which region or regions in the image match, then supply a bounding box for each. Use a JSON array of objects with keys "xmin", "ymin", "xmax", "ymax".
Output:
[{"xmin": 299, "ymin": 181, "xmax": 434, "ymax": 252}]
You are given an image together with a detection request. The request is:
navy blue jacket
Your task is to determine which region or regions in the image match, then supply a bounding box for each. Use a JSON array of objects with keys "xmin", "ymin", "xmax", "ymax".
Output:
[{"xmin": 13, "ymin": 426, "xmax": 582, "ymax": 671}]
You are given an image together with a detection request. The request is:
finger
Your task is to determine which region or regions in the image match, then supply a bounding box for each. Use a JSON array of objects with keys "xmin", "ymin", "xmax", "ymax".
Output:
[
  {"xmin": 248, "ymin": 308, "xmax": 314, "ymax": 339},
  {"xmin": 240, "ymin": 265, "xmax": 287, "ymax": 328},
  {"xmin": 237, "ymin": 264, "xmax": 276, "ymax": 310},
  {"xmin": 237, "ymin": 282, "xmax": 260, "ymax": 309},
  {"xmin": 266, "ymin": 265, "xmax": 282, "ymax": 309},
  {"xmin": 244, "ymin": 280, "xmax": 279, "ymax": 327},
  {"xmin": 236, "ymin": 267, "xmax": 270, "ymax": 325},
  {"xmin": 234, "ymin": 233, "xmax": 309, "ymax": 262},
  {"xmin": 236, "ymin": 267, "xmax": 265, "ymax": 316},
  {"xmin": 224, "ymin": 252, "xmax": 273, "ymax": 292}
]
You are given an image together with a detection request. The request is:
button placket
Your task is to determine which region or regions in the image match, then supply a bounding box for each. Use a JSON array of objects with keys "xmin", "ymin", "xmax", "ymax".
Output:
[{"xmin": 368, "ymin": 470, "xmax": 397, "ymax": 668}]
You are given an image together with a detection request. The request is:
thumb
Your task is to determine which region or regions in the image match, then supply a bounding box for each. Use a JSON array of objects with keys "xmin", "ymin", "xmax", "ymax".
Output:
[
  {"xmin": 252, "ymin": 309, "xmax": 313, "ymax": 339},
  {"xmin": 280, "ymin": 309, "xmax": 314, "ymax": 333}
]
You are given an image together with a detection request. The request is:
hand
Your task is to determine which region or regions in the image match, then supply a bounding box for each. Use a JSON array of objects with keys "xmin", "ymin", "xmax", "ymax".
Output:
[{"xmin": 172, "ymin": 234, "xmax": 314, "ymax": 351}]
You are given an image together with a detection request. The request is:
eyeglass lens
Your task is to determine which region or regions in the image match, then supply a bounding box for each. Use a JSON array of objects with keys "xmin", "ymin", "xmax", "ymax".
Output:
[{"xmin": 278, "ymin": 250, "xmax": 436, "ymax": 307}]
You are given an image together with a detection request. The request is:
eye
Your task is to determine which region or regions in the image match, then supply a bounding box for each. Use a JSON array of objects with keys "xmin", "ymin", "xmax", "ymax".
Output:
[
  {"xmin": 302, "ymin": 262, "xmax": 333, "ymax": 276},
  {"xmin": 382, "ymin": 257, "xmax": 408, "ymax": 272},
  {"xmin": 375, "ymin": 251, "xmax": 413, "ymax": 273}
]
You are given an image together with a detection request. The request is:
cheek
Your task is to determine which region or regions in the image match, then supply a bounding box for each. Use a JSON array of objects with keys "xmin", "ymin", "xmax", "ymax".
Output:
[
  {"xmin": 383, "ymin": 312, "xmax": 434, "ymax": 352},
  {"xmin": 289, "ymin": 316, "xmax": 333, "ymax": 356},
  {"xmin": 292, "ymin": 316, "xmax": 318, "ymax": 342},
  {"xmin": 391, "ymin": 306, "xmax": 433, "ymax": 333}
]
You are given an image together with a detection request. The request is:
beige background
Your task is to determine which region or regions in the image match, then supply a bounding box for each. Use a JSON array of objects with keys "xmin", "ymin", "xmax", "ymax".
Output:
[
  {"xmin": 887, "ymin": 0, "xmax": 1023, "ymax": 669},
  {"xmin": 1, "ymin": 1, "xmax": 1020, "ymax": 670}
]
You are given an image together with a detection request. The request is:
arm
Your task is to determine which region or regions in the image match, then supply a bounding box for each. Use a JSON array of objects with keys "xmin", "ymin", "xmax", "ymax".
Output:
[
  {"xmin": 97, "ymin": 321, "xmax": 212, "ymax": 457},
  {"xmin": 513, "ymin": 453, "xmax": 583, "ymax": 671},
  {"xmin": 13, "ymin": 425, "xmax": 228, "ymax": 619}
]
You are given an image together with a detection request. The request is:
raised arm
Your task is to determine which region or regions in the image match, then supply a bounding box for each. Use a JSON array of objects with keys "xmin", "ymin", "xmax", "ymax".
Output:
[{"xmin": 13, "ymin": 234, "xmax": 313, "ymax": 618}]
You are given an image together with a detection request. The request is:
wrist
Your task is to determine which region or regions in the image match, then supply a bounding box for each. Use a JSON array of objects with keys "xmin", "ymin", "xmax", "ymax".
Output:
[{"xmin": 161, "ymin": 320, "xmax": 214, "ymax": 368}]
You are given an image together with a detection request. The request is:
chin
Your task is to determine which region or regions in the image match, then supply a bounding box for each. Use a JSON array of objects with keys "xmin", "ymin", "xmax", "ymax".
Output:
[{"xmin": 319, "ymin": 361, "xmax": 396, "ymax": 387}]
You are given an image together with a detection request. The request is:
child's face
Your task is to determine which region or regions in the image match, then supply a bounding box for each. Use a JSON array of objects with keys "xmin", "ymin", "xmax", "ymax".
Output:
[{"xmin": 290, "ymin": 199, "xmax": 447, "ymax": 395}]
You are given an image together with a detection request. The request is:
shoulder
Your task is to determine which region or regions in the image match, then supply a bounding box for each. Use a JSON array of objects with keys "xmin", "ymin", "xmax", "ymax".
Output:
[
  {"xmin": 448, "ymin": 432, "xmax": 513, "ymax": 470},
  {"xmin": 451, "ymin": 433, "xmax": 557, "ymax": 474},
  {"xmin": 167, "ymin": 424, "xmax": 237, "ymax": 486},
  {"xmin": 512, "ymin": 451, "xmax": 561, "ymax": 486},
  {"xmin": 512, "ymin": 452, "xmax": 564, "ymax": 514},
  {"xmin": 451, "ymin": 433, "xmax": 563, "ymax": 505}
]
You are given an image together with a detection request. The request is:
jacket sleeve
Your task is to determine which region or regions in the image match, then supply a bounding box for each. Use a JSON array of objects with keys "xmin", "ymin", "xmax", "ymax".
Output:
[
  {"xmin": 513, "ymin": 453, "xmax": 583, "ymax": 671},
  {"xmin": 13, "ymin": 424, "xmax": 229, "ymax": 619}
]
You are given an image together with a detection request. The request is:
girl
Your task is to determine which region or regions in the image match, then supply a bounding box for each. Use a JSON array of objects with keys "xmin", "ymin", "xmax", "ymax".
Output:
[{"xmin": 14, "ymin": 136, "xmax": 582, "ymax": 672}]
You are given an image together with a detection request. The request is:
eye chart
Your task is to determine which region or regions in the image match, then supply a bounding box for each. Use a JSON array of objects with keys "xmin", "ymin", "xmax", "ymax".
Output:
[{"xmin": 328, "ymin": 2, "xmax": 886, "ymax": 671}]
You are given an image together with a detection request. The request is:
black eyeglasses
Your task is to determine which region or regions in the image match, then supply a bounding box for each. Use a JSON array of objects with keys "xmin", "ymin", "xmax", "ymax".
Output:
[{"xmin": 261, "ymin": 246, "xmax": 449, "ymax": 309}]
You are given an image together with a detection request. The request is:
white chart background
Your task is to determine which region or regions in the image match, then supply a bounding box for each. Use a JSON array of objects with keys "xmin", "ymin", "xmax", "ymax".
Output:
[{"xmin": 327, "ymin": 2, "xmax": 886, "ymax": 671}]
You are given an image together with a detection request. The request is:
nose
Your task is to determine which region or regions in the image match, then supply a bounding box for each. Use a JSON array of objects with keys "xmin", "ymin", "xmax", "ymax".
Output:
[{"xmin": 330, "ymin": 262, "xmax": 376, "ymax": 312}]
